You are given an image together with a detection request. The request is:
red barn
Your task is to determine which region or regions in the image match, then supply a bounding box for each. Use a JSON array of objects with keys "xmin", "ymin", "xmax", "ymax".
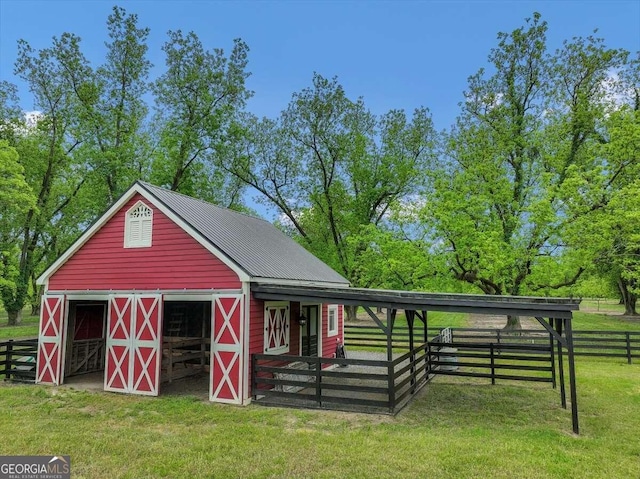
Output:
[{"xmin": 35, "ymin": 181, "xmax": 349, "ymax": 405}]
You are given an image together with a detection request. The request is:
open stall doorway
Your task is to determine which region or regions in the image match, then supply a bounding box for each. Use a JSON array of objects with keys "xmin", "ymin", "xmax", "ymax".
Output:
[{"xmin": 161, "ymin": 300, "xmax": 212, "ymax": 396}]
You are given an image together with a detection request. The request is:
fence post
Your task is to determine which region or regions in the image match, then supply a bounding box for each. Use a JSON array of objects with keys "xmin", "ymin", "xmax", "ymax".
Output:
[
  {"xmin": 316, "ymin": 356, "xmax": 322, "ymax": 408},
  {"xmin": 490, "ymin": 343, "xmax": 495, "ymax": 385},
  {"xmin": 388, "ymin": 360, "xmax": 395, "ymax": 413},
  {"xmin": 626, "ymin": 333, "xmax": 632, "ymax": 365},
  {"xmin": 496, "ymin": 329, "xmax": 501, "ymax": 345},
  {"xmin": 6, "ymin": 341, "xmax": 13, "ymax": 381},
  {"xmin": 251, "ymin": 355, "xmax": 257, "ymax": 399},
  {"xmin": 549, "ymin": 321, "xmax": 556, "ymax": 389}
]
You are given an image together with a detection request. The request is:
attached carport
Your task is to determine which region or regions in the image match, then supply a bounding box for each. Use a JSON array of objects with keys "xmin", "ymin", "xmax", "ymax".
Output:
[{"xmin": 251, "ymin": 283, "xmax": 582, "ymax": 434}]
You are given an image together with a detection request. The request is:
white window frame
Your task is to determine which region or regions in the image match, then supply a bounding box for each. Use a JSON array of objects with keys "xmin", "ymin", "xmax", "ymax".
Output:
[
  {"xmin": 327, "ymin": 304, "xmax": 339, "ymax": 338},
  {"xmin": 263, "ymin": 301, "xmax": 290, "ymax": 355},
  {"xmin": 124, "ymin": 201, "xmax": 153, "ymax": 248}
]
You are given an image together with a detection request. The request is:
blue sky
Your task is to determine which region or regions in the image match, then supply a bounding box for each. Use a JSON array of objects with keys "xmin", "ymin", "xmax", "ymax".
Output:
[{"xmin": 1, "ymin": 0, "xmax": 639, "ymax": 132}]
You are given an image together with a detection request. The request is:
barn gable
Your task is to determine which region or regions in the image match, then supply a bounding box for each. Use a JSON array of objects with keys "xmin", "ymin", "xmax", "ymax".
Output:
[{"xmin": 47, "ymin": 194, "xmax": 242, "ymax": 291}]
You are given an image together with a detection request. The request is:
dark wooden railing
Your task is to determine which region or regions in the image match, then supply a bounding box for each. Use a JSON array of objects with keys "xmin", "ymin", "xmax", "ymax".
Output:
[
  {"xmin": 252, "ymin": 343, "xmax": 438, "ymax": 414},
  {"xmin": 0, "ymin": 339, "xmax": 38, "ymax": 382},
  {"xmin": 345, "ymin": 325, "xmax": 640, "ymax": 363}
]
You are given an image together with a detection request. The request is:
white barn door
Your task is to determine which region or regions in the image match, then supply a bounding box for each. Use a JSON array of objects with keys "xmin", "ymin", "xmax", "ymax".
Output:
[
  {"xmin": 36, "ymin": 295, "xmax": 66, "ymax": 385},
  {"xmin": 105, "ymin": 295, "xmax": 162, "ymax": 395},
  {"xmin": 210, "ymin": 294, "xmax": 244, "ymax": 404},
  {"xmin": 105, "ymin": 296, "xmax": 134, "ymax": 393},
  {"xmin": 131, "ymin": 296, "xmax": 162, "ymax": 395}
]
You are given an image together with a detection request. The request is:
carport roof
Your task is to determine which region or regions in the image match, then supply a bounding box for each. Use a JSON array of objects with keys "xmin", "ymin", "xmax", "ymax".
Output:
[{"xmin": 251, "ymin": 283, "xmax": 581, "ymax": 319}]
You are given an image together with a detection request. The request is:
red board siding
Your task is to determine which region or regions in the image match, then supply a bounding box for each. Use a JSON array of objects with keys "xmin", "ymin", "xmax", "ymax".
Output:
[{"xmin": 49, "ymin": 194, "xmax": 241, "ymax": 291}]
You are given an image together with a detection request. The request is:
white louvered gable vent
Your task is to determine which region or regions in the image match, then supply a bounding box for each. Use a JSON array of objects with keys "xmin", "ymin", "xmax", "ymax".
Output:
[{"xmin": 124, "ymin": 201, "xmax": 153, "ymax": 248}]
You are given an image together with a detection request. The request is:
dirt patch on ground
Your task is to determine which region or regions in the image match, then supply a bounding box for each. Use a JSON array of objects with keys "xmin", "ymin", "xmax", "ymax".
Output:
[{"xmin": 467, "ymin": 314, "xmax": 544, "ymax": 330}]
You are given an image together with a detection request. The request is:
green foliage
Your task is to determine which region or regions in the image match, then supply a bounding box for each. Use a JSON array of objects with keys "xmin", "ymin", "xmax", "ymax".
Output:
[
  {"xmin": 151, "ymin": 31, "xmax": 251, "ymax": 206},
  {"xmin": 1, "ymin": 8, "xmax": 638, "ymax": 324},
  {"xmin": 419, "ymin": 14, "xmax": 635, "ymax": 306},
  {"xmin": 0, "ymin": 142, "xmax": 36, "ymax": 306},
  {"xmin": 224, "ymin": 74, "xmax": 437, "ymax": 286}
]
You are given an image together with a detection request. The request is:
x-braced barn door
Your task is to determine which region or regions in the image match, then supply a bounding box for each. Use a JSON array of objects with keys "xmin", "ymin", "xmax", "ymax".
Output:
[
  {"xmin": 105, "ymin": 296, "xmax": 134, "ymax": 393},
  {"xmin": 131, "ymin": 296, "xmax": 162, "ymax": 395},
  {"xmin": 210, "ymin": 294, "xmax": 244, "ymax": 404},
  {"xmin": 36, "ymin": 295, "xmax": 66, "ymax": 385},
  {"xmin": 105, "ymin": 295, "xmax": 162, "ymax": 395}
]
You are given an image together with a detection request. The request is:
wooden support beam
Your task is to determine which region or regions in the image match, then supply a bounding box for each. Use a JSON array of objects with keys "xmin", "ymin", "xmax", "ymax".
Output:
[
  {"xmin": 564, "ymin": 317, "xmax": 580, "ymax": 435},
  {"xmin": 363, "ymin": 306, "xmax": 387, "ymax": 334},
  {"xmin": 549, "ymin": 318, "xmax": 556, "ymax": 389},
  {"xmin": 422, "ymin": 310, "xmax": 428, "ymax": 344},
  {"xmin": 554, "ymin": 318, "xmax": 566, "ymax": 409},
  {"xmin": 386, "ymin": 309, "xmax": 396, "ymax": 362},
  {"xmin": 387, "ymin": 308, "xmax": 397, "ymax": 412},
  {"xmin": 406, "ymin": 310, "xmax": 416, "ymax": 392},
  {"xmin": 534, "ymin": 316, "xmax": 566, "ymax": 347}
]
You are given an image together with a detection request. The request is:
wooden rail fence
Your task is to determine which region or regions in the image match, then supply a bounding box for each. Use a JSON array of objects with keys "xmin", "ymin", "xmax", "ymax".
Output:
[
  {"xmin": 0, "ymin": 339, "xmax": 38, "ymax": 382},
  {"xmin": 252, "ymin": 343, "xmax": 432, "ymax": 414},
  {"xmin": 345, "ymin": 325, "xmax": 640, "ymax": 363}
]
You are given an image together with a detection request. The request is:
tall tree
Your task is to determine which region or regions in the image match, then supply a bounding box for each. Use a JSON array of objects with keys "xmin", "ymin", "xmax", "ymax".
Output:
[
  {"xmin": 151, "ymin": 31, "xmax": 251, "ymax": 206},
  {"xmin": 0, "ymin": 141, "xmax": 37, "ymax": 318},
  {"xmin": 2, "ymin": 33, "xmax": 88, "ymax": 324},
  {"xmin": 421, "ymin": 13, "xmax": 630, "ymax": 327},
  {"xmin": 222, "ymin": 74, "xmax": 436, "ymax": 318},
  {"xmin": 72, "ymin": 6, "xmax": 152, "ymax": 206}
]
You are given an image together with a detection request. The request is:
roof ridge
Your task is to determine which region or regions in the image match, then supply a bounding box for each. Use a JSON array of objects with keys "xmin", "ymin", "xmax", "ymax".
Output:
[{"xmin": 136, "ymin": 180, "xmax": 273, "ymax": 225}]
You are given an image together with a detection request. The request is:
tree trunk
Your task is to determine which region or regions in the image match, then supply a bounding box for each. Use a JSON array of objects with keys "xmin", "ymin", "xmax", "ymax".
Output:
[
  {"xmin": 503, "ymin": 314, "xmax": 522, "ymax": 330},
  {"xmin": 30, "ymin": 276, "xmax": 42, "ymax": 316},
  {"xmin": 7, "ymin": 309, "xmax": 22, "ymax": 326},
  {"xmin": 345, "ymin": 305, "xmax": 359, "ymax": 322},
  {"xmin": 618, "ymin": 276, "xmax": 638, "ymax": 316},
  {"xmin": 624, "ymin": 293, "xmax": 638, "ymax": 316}
]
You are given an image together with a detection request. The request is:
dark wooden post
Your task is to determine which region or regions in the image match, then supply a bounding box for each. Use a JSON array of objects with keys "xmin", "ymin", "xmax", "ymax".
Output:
[
  {"xmin": 386, "ymin": 309, "xmax": 396, "ymax": 362},
  {"xmin": 406, "ymin": 310, "xmax": 416, "ymax": 392},
  {"xmin": 387, "ymin": 308, "xmax": 397, "ymax": 413},
  {"xmin": 251, "ymin": 354, "xmax": 257, "ymax": 399},
  {"xmin": 490, "ymin": 343, "xmax": 495, "ymax": 385},
  {"xmin": 388, "ymin": 359, "xmax": 396, "ymax": 413},
  {"xmin": 564, "ymin": 317, "xmax": 579, "ymax": 434},
  {"xmin": 422, "ymin": 310, "xmax": 428, "ymax": 343},
  {"xmin": 554, "ymin": 318, "xmax": 566, "ymax": 409},
  {"xmin": 6, "ymin": 341, "xmax": 13, "ymax": 380},
  {"xmin": 549, "ymin": 319, "xmax": 556, "ymax": 389},
  {"xmin": 626, "ymin": 332, "xmax": 632, "ymax": 364},
  {"xmin": 316, "ymin": 355, "xmax": 322, "ymax": 408}
]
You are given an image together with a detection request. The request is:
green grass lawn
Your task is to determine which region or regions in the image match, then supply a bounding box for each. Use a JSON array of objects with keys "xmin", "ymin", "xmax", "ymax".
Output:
[
  {"xmin": 0, "ymin": 310, "xmax": 638, "ymax": 477},
  {"xmin": 0, "ymin": 356, "xmax": 638, "ymax": 478},
  {"xmin": 0, "ymin": 309, "xmax": 39, "ymax": 340},
  {"xmin": 572, "ymin": 310, "xmax": 640, "ymax": 331},
  {"xmin": 579, "ymin": 299, "xmax": 626, "ymax": 314}
]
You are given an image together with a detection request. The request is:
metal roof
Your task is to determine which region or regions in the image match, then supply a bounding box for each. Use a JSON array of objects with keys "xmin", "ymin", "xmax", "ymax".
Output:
[
  {"xmin": 251, "ymin": 283, "xmax": 581, "ymax": 319},
  {"xmin": 139, "ymin": 181, "xmax": 349, "ymax": 285}
]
